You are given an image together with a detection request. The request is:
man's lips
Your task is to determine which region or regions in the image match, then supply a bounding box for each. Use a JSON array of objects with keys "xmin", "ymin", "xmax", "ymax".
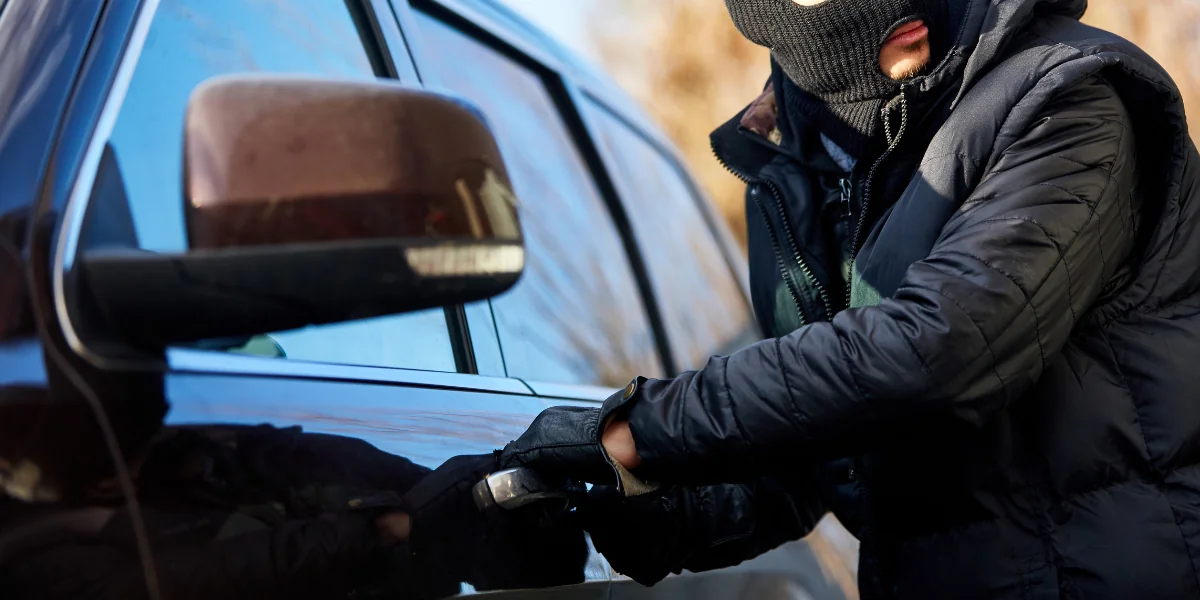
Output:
[{"xmin": 886, "ymin": 20, "xmax": 929, "ymax": 47}]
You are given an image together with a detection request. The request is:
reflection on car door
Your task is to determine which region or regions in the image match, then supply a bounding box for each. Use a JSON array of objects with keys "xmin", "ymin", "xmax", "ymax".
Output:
[{"xmin": 164, "ymin": 348, "xmax": 616, "ymax": 593}]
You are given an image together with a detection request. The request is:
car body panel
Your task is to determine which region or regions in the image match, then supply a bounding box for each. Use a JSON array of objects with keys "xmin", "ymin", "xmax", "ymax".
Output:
[{"xmin": 0, "ymin": 0, "xmax": 854, "ymax": 598}]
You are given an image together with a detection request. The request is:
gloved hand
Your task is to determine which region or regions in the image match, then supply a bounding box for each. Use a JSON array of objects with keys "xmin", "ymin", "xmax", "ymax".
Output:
[
  {"xmin": 399, "ymin": 453, "xmax": 588, "ymax": 591},
  {"xmin": 496, "ymin": 379, "xmax": 646, "ymax": 490},
  {"xmin": 399, "ymin": 454, "xmax": 495, "ymax": 567},
  {"xmin": 579, "ymin": 484, "xmax": 752, "ymax": 586},
  {"xmin": 465, "ymin": 486, "xmax": 588, "ymax": 591},
  {"xmin": 581, "ymin": 476, "xmax": 826, "ymax": 587}
]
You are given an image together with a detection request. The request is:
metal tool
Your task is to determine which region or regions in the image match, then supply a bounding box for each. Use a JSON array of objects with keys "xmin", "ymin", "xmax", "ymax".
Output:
[{"xmin": 472, "ymin": 468, "xmax": 581, "ymax": 513}]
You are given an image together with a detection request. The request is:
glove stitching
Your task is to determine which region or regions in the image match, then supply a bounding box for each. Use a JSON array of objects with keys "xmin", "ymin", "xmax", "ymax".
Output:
[{"xmin": 506, "ymin": 442, "xmax": 598, "ymax": 458}]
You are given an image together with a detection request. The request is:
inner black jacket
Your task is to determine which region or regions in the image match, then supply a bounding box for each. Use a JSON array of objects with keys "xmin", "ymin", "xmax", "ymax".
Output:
[{"xmin": 609, "ymin": 0, "xmax": 1200, "ymax": 598}]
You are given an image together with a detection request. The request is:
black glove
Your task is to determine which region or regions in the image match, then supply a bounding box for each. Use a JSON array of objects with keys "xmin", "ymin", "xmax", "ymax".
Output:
[
  {"xmin": 581, "ymin": 476, "xmax": 827, "ymax": 587},
  {"xmin": 400, "ymin": 454, "xmax": 496, "ymax": 567},
  {"xmin": 400, "ymin": 453, "xmax": 588, "ymax": 592},
  {"xmin": 580, "ymin": 484, "xmax": 751, "ymax": 586},
  {"xmin": 496, "ymin": 379, "xmax": 644, "ymax": 487},
  {"xmin": 465, "ymin": 490, "xmax": 588, "ymax": 591}
]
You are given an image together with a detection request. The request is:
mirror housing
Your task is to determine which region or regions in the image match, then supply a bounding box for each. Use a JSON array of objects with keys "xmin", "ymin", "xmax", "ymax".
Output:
[{"xmin": 80, "ymin": 75, "xmax": 523, "ymax": 349}]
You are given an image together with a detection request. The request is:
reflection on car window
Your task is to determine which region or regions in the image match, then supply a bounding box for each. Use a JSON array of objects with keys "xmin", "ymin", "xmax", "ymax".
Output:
[
  {"xmin": 103, "ymin": 0, "xmax": 456, "ymax": 373},
  {"xmin": 583, "ymin": 101, "xmax": 755, "ymax": 369},
  {"xmin": 415, "ymin": 12, "xmax": 664, "ymax": 388}
]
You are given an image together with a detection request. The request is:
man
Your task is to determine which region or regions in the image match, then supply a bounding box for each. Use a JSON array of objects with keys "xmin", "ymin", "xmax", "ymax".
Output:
[{"xmin": 492, "ymin": 0, "xmax": 1200, "ymax": 598}]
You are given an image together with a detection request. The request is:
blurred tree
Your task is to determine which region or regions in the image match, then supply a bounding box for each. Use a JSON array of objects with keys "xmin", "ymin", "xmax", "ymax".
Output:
[
  {"xmin": 591, "ymin": 0, "xmax": 1200, "ymax": 248},
  {"xmin": 1082, "ymin": 0, "xmax": 1200, "ymax": 138},
  {"xmin": 591, "ymin": 0, "xmax": 770, "ymax": 248}
]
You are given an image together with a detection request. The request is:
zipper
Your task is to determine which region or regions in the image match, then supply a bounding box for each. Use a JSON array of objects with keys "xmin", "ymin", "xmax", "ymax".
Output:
[
  {"xmin": 770, "ymin": 182, "xmax": 834, "ymax": 321},
  {"xmin": 713, "ymin": 145, "xmax": 833, "ymax": 325},
  {"xmin": 841, "ymin": 94, "xmax": 909, "ymax": 594},
  {"xmin": 749, "ymin": 188, "xmax": 808, "ymax": 327},
  {"xmin": 839, "ymin": 178, "xmax": 853, "ymax": 219},
  {"xmin": 844, "ymin": 91, "xmax": 911, "ymax": 309}
]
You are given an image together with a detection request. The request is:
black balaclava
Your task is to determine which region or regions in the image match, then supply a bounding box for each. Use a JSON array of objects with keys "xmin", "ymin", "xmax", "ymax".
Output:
[{"xmin": 727, "ymin": 0, "xmax": 949, "ymax": 157}]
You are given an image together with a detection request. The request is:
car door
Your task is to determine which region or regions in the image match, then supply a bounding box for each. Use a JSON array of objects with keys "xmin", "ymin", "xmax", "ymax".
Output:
[
  {"xmin": 394, "ymin": 2, "xmax": 854, "ymax": 599},
  {"xmin": 52, "ymin": 0, "xmax": 615, "ymax": 596}
]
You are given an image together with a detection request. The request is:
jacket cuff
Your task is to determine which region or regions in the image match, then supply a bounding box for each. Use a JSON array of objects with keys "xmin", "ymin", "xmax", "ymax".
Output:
[
  {"xmin": 612, "ymin": 460, "xmax": 659, "ymax": 497},
  {"xmin": 600, "ymin": 378, "xmax": 661, "ymax": 497}
]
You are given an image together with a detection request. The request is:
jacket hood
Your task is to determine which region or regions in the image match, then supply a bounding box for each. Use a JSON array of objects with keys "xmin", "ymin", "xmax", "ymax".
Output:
[{"xmin": 931, "ymin": 0, "xmax": 1088, "ymax": 108}]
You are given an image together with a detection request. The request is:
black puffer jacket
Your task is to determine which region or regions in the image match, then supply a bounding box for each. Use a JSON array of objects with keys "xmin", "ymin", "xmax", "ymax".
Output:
[{"xmin": 613, "ymin": 0, "xmax": 1200, "ymax": 598}]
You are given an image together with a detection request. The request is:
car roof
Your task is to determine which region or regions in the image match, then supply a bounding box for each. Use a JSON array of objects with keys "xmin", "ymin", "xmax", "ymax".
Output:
[
  {"xmin": 471, "ymin": 0, "xmax": 598, "ymax": 75},
  {"xmin": 430, "ymin": 0, "xmax": 667, "ymax": 152}
]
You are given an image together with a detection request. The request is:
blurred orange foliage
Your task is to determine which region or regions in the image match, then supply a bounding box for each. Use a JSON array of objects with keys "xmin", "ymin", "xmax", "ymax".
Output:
[
  {"xmin": 591, "ymin": 0, "xmax": 1200, "ymax": 247},
  {"xmin": 591, "ymin": 0, "xmax": 770, "ymax": 247},
  {"xmin": 1083, "ymin": 0, "xmax": 1200, "ymax": 136}
]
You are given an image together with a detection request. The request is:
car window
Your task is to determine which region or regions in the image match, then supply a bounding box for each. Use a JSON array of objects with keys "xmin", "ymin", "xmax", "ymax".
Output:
[
  {"xmin": 583, "ymin": 101, "xmax": 755, "ymax": 370},
  {"xmin": 414, "ymin": 12, "xmax": 664, "ymax": 388},
  {"xmin": 101, "ymin": 0, "xmax": 456, "ymax": 372}
]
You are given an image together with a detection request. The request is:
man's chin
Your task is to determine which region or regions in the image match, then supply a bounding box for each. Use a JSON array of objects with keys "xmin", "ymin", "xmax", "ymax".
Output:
[
  {"xmin": 889, "ymin": 55, "xmax": 932, "ymax": 80},
  {"xmin": 881, "ymin": 37, "xmax": 933, "ymax": 80}
]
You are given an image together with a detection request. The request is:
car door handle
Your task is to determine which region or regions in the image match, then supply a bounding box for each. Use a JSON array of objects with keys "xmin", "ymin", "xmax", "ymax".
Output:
[{"xmin": 473, "ymin": 467, "xmax": 581, "ymax": 513}]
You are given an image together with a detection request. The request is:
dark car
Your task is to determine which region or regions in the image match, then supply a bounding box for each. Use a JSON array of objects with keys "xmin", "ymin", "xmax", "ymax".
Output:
[{"xmin": 0, "ymin": 0, "xmax": 854, "ymax": 597}]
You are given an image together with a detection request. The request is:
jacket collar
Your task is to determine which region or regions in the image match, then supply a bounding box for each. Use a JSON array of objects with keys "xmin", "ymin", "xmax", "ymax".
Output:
[{"xmin": 709, "ymin": 61, "xmax": 843, "ymax": 181}]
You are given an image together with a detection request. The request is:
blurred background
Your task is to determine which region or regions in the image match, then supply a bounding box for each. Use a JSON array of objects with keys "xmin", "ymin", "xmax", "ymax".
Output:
[{"xmin": 499, "ymin": 0, "xmax": 1200, "ymax": 247}]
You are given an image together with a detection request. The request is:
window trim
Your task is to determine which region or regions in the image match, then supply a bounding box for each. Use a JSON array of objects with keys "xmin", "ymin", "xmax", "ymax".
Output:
[
  {"xmin": 358, "ymin": 0, "xmax": 422, "ymax": 81},
  {"xmin": 522, "ymin": 380, "xmax": 615, "ymax": 403},
  {"xmin": 462, "ymin": 300, "xmax": 507, "ymax": 377},
  {"xmin": 577, "ymin": 94, "xmax": 759, "ymax": 361},
  {"xmin": 54, "ymin": 0, "xmax": 161, "ymax": 371},
  {"xmin": 168, "ymin": 347, "xmax": 533, "ymax": 395},
  {"xmin": 444, "ymin": 303, "xmax": 477, "ymax": 374},
  {"xmin": 582, "ymin": 91, "xmax": 754, "ymax": 304}
]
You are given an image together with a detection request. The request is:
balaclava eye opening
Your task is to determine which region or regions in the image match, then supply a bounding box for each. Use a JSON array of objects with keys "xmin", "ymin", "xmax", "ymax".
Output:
[{"xmin": 727, "ymin": 0, "xmax": 950, "ymax": 157}]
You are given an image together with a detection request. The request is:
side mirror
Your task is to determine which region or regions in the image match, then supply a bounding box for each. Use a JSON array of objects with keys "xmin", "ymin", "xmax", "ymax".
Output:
[{"xmin": 80, "ymin": 75, "xmax": 523, "ymax": 349}]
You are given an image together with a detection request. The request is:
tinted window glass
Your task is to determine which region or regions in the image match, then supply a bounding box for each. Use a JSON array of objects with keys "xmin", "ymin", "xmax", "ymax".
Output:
[
  {"xmin": 584, "ymin": 101, "xmax": 755, "ymax": 370},
  {"xmin": 103, "ymin": 0, "xmax": 456, "ymax": 372},
  {"xmin": 415, "ymin": 12, "xmax": 663, "ymax": 387}
]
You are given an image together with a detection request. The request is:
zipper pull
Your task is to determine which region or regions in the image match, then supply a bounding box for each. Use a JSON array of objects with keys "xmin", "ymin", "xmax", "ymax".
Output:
[{"xmin": 839, "ymin": 178, "xmax": 853, "ymax": 218}]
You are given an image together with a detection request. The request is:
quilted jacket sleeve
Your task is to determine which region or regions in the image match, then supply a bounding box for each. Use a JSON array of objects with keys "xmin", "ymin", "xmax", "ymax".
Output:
[{"xmin": 626, "ymin": 76, "xmax": 1139, "ymax": 483}]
